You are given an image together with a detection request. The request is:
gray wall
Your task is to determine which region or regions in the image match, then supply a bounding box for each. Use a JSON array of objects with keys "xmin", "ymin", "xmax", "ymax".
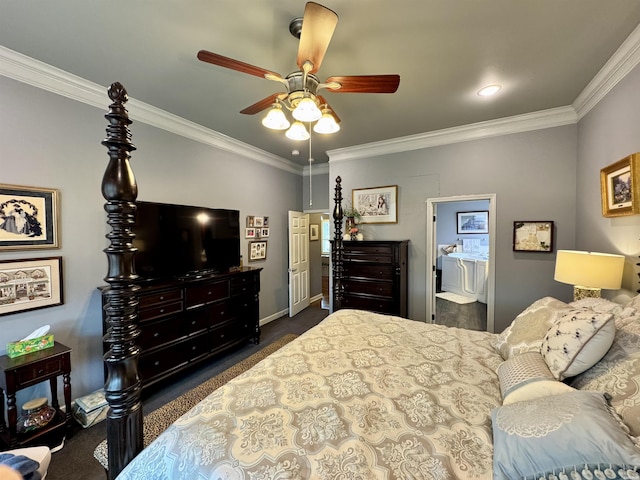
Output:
[
  {"xmin": 0, "ymin": 76, "xmax": 302, "ymax": 400},
  {"xmin": 576, "ymin": 62, "xmax": 640, "ymax": 302},
  {"xmin": 330, "ymin": 124, "xmax": 578, "ymax": 331}
]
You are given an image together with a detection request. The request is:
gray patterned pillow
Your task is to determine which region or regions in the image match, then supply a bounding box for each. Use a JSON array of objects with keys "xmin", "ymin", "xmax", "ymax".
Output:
[
  {"xmin": 494, "ymin": 297, "xmax": 570, "ymax": 360},
  {"xmin": 540, "ymin": 307, "xmax": 614, "ymax": 381},
  {"xmin": 497, "ymin": 351, "xmax": 574, "ymax": 405},
  {"xmin": 570, "ymin": 297, "xmax": 637, "ymax": 328},
  {"xmin": 492, "ymin": 391, "xmax": 640, "ymax": 479},
  {"xmin": 570, "ymin": 314, "xmax": 640, "ymax": 436}
]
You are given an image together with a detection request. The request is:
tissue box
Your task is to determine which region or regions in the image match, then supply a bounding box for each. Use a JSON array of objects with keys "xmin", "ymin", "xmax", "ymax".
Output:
[{"xmin": 6, "ymin": 334, "xmax": 54, "ymax": 358}]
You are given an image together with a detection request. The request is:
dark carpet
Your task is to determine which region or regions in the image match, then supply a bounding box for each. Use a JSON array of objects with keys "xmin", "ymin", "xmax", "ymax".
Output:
[{"xmin": 46, "ymin": 301, "xmax": 328, "ymax": 480}]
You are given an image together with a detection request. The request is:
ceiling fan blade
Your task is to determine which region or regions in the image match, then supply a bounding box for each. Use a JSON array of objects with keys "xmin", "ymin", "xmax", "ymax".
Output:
[
  {"xmin": 197, "ymin": 50, "xmax": 282, "ymax": 80},
  {"xmin": 325, "ymin": 75, "xmax": 400, "ymax": 93},
  {"xmin": 317, "ymin": 95, "xmax": 341, "ymax": 123},
  {"xmin": 297, "ymin": 2, "xmax": 338, "ymax": 74},
  {"xmin": 240, "ymin": 93, "xmax": 285, "ymax": 115}
]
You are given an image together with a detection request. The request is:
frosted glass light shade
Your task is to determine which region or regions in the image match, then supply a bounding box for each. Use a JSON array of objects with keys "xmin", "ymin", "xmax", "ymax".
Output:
[
  {"xmin": 285, "ymin": 121, "xmax": 310, "ymax": 140},
  {"xmin": 313, "ymin": 110, "xmax": 340, "ymax": 134},
  {"xmin": 554, "ymin": 250, "xmax": 625, "ymax": 299},
  {"xmin": 261, "ymin": 105, "xmax": 290, "ymax": 130},
  {"xmin": 292, "ymin": 97, "xmax": 322, "ymax": 122}
]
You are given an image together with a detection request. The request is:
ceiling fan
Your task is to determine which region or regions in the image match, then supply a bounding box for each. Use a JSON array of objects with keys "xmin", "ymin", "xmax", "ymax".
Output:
[{"xmin": 196, "ymin": 2, "xmax": 400, "ymax": 138}]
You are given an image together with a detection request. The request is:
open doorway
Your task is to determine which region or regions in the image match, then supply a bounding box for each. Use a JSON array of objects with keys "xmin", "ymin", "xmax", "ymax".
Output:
[{"xmin": 426, "ymin": 194, "xmax": 496, "ymax": 333}]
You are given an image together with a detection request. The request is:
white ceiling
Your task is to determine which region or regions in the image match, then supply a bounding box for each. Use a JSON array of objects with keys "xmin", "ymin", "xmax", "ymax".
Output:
[{"xmin": 3, "ymin": 1, "xmax": 640, "ymax": 165}]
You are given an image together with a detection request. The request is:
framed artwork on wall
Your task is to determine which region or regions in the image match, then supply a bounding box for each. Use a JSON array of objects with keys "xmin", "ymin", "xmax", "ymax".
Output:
[
  {"xmin": 260, "ymin": 228, "xmax": 269, "ymax": 238},
  {"xmin": 248, "ymin": 241, "xmax": 267, "ymax": 261},
  {"xmin": 456, "ymin": 211, "xmax": 489, "ymax": 234},
  {"xmin": 352, "ymin": 185, "xmax": 398, "ymax": 224},
  {"xmin": 600, "ymin": 153, "xmax": 639, "ymax": 217},
  {"xmin": 0, "ymin": 256, "xmax": 63, "ymax": 316},
  {"xmin": 310, "ymin": 224, "xmax": 319, "ymax": 240},
  {"xmin": 245, "ymin": 228, "xmax": 256, "ymax": 239},
  {"xmin": 513, "ymin": 221, "xmax": 554, "ymax": 252},
  {"xmin": 0, "ymin": 184, "xmax": 59, "ymax": 250}
]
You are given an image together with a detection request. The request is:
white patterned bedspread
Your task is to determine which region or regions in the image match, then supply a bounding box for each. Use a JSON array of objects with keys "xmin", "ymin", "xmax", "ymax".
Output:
[{"xmin": 117, "ymin": 309, "xmax": 503, "ymax": 479}]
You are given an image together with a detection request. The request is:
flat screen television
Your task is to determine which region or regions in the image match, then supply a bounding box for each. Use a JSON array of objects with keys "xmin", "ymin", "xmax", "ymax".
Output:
[{"xmin": 132, "ymin": 201, "xmax": 241, "ymax": 280}]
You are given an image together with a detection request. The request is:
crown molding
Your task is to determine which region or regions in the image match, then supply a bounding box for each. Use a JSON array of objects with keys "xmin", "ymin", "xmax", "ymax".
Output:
[
  {"xmin": 0, "ymin": 46, "xmax": 302, "ymax": 176},
  {"xmin": 303, "ymin": 162, "xmax": 330, "ymax": 177},
  {"xmin": 573, "ymin": 23, "xmax": 640, "ymax": 119},
  {"xmin": 328, "ymin": 107, "xmax": 577, "ymax": 163},
  {"xmin": 328, "ymin": 24, "xmax": 640, "ymax": 164}
]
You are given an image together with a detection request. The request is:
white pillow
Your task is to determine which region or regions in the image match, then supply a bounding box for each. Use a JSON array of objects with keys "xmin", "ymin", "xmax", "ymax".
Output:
[
  {"xmin": 541, "ymin": 307, "xmax": 615, "ymax": 381},
  {"xmin": 497, "ymin": 351, "xmax": 575, "ymax": 405}
]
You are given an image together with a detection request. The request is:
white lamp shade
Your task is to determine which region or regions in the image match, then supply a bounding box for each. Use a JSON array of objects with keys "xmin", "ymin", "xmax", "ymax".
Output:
[
  {"xmin": 292, "ymin": 97, "xmax": 322, "ymax": 122},
  {"xmin": 261, "ymin": 105, "xmax": 290, "ymax": 130},
  {"xmin": 554, "ymin": 250, "xmax": 625, "ymax": 289},
  {"xmin": 313, "ymin": 111, "xmax": 340, "ymax": 134},
  {"xmin": 285, "ymin": 121, "xmax": 310, "ymax": 141}
]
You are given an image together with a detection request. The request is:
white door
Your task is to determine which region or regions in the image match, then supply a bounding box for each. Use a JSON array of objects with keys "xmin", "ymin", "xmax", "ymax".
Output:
[{"xmin": 288, "ymin": 211, "xmax": 310, "ymax": 317}]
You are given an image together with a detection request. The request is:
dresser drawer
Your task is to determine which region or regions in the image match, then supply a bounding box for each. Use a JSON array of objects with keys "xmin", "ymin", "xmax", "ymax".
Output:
[
  {"xmin": 185, "ymin": 281, "xmax": 229, "ymax": 308},
  {"xmin": 138, "ymin": 289, "xmax": 182, "ymax": 309},
  {"xmin": 209, "ymin": 301, "xmax": 234, "ymax": 326},
  {"xmin": 343, "ymin": 264, "xmax": 395, "ymax": 280},
  {"xmin": 342, "ymin": 294, "xmax": 395, "ymax": 314},
  {"xmin": 16, "ymin": 357, "xmax": 64, "ymax": 386},
  {"xmin": 138, "ymin": 317, "xmax": 184, "ymax": 350},
  {"xmin": 344, "ymin": 244, "xmax": 394, "ymax": 256},
  {"xmin": 343, "ymin": 279, "xmax": 394, "ymax": 298},
  {"xmin": 209, "ymin": 320, "xmax": 251, "ymax": 349},
  {"xmin": 139, "ymin": 300, "xmax": 183, "ymax": 322},
  {"xmin": 139, "ymin": 334, "xmax": 208, "ymax": 381}
]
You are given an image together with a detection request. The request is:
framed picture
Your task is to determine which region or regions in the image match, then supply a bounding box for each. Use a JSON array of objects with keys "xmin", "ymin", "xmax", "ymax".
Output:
[
  {"xmin": 310, "ymin": 224, "xmax": 319, "ymax": 241},
  {"xmin": 456, "ymin": 211, "xmax": 489, "ymax": 234},
  {"xmin": 0, "ymin": 257, "xmax": 63, "ymax": 316},
  {"xmin": 245, "ymin": 228, "xmax": 256, "ymax": 239},
  {"xmin": 248, "ymin": 241, "xmax": 267, "ymax": 262},
  {"xmin": 600, "ymin": 153, "xmax": 640, "ymax": 217},
  {"xmin": 263, "ymin": 217, "xmax": 269, "ymax": 227},
  {"xmin": 253, "ymin": 216, "xmax": 264, "ymax": 228},
  {"xmin": 513, "ymin": 221, "xmax": 554, "ymax": 252},
  {"xmin": 0, "ymin": 184, "xmax": 59, "ymax": 250},
  {"xmin": 352, "ymin": 185, "xmax": 398, "ymax": 224},
  {"xmin": 260, "ymin": 228, "xmax": 269, "ymax": 238},
  {"xmin": 246, "ymin": 216, "xmax": 255, "ymax": 227}
]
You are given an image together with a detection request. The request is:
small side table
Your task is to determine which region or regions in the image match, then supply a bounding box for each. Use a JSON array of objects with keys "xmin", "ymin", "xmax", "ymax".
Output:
[{"xmin": 0, "ymin": 342, "xmax": 71, "ymax": 449}]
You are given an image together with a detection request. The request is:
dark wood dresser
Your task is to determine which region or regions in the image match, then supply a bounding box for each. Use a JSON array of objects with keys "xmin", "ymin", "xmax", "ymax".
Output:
[
  {"xmin": 338, "ymin": 240, "xmax": 409, "ymax": 317},
  {"xmin": 101, "ymin": 267, "xmax": 261, "ymax": 388}
]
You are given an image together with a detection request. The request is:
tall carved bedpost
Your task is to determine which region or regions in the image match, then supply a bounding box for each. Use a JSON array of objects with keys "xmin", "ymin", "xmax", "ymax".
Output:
[
  {"xmin": 101, "ymin": 82, "xmax": 143, "ymax": 479},
  {"xmin": 332, "ymin": 176, "xmax": 344, "ymax": 312}
]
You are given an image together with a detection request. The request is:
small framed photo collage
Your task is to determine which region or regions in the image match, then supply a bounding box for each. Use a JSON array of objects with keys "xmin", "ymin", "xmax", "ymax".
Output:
[{"xmin": 245, "ymin": 216, "xmax": 269, "ymax": 261}]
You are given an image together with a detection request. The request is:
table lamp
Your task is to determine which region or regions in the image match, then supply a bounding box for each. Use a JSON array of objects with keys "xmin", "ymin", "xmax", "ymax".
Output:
[{"xmin": 554, "ymin": 250, "xmax": 625, "ymax": 301}]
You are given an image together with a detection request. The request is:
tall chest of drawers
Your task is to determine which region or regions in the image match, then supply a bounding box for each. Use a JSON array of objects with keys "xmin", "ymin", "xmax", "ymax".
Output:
[
  {"xmin": 338, "ymin": 240, "xmax": 409, "ymax": 317},
  {"xmin": 101, "ymin": 267, "xmax": 261, "ymax": 388}
]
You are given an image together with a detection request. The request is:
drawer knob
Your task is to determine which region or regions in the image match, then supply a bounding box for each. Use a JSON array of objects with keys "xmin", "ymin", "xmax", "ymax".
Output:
[
  {"xmin": 208, "ymin": 291, "xmax": 212, "ymax": 295},
  {"xmin": 37, "ymin": 368, "xmax": 44, "ymax": 375},
  {"xmin": 159, "ymin": 296, "xmax": 165, "ymax": 300},
  {"xmin": 154, "ymin": 361, "xmax": 160, "ymax": 366},
  {"xmin": 192, "ymin": 346, "xmax": 197, "ymax": 351},
  {"xmin": 191, "ymin": 320, "xmax": 196, "ymax": 325},
  {"xmin": 159, "ymin": 308, "xmax": 165, "ymax": 313},
  {"xmin": 220, "ymin": 311, "xmax": 225, "ymax": 316},
  {"xmin": 153, "ymin": 332, "xmax": 160, "ymax": 337},
  {"xmin": 220, "ymin": 334, "xmax": 225, "ymax": 338}
]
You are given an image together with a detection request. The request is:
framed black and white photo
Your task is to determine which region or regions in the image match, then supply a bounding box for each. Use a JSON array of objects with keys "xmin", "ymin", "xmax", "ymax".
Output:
[
  {"xmin": 0, "ymin": 184, "xmax": 59, "ymax": 250},
  {"xmin": 456, "ymin": 211, "xmax": 489, "ymax": 234},
  {"xmin": 260, "ymin": 228, "xmax": 269, "ymax": 238},
  {"xmin": 352, "ymin": 185, "xmax": 398, "ymax": 224},
  {"xmin": 248, "ymin": 240, "xmax": 267, "ymax": 261},
  {"xmin": 0, "ymin": 257, "xmax": 63, "ymax": 316}
]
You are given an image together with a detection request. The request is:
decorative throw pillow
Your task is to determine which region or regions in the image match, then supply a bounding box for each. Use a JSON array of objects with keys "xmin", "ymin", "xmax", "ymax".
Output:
[
  {"xmin": 494, "ymin": 297, "xmax": 570, "ymax": 360},
  {"xmin": 570, "ymin": 315, "xmax": 640, "ymax": 436},
  {"xmin": 497, "ymin": 351, "xmax": 575, "ymax": 405},
  {"xmin": 540, "ymin": 307, "xmax": 615, "ymax": 381},
  {"xmin": 570, "ymin": 297, "xmax": 638, "ymax": 328},
  {"xmin": 492, "ymin": 391, "xmax": 640, "ymax": 479}
]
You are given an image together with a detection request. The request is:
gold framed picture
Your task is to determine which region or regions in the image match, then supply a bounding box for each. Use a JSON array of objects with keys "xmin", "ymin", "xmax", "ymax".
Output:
[{"xmin": 600, "ymin": 153, "xmax": 639, "ymax": 217}]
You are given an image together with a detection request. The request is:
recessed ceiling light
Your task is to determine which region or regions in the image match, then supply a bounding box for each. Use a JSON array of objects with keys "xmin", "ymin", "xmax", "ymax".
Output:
[{"xmin": 478, "ymin": 84, "xmax": 502, "ymax": 97}]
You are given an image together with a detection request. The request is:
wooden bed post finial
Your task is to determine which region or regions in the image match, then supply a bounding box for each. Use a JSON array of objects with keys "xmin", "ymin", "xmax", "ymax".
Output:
[
  {"xmin": 101, "ymin": 82, "xmax": 143, "ymax": 479},
  {"xmin": 332, "ymin": 176, "xmax": 344, "ymax": 311}
]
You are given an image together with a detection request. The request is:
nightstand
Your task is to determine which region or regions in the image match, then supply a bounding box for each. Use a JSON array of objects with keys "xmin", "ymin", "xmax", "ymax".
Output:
[{"xmin": 0, "ymin": 342, "xmax": 71, "ymax": 449}]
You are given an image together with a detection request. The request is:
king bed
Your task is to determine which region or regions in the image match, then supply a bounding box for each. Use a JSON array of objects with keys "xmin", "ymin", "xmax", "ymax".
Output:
[{"xmin": 100, "ymin": 84, "xmax": 640, "ymax": 479}]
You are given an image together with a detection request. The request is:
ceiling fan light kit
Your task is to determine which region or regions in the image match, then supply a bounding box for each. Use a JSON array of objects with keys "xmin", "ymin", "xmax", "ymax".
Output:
[{"xmin": 197, "ymin": 1, "xmax": 400, "ymax": 141}]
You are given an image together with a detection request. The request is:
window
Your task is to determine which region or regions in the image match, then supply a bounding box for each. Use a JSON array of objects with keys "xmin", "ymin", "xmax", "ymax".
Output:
[{"xmin": 321, "ymin": 218, "xmax": 331, "ymax": 255}]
